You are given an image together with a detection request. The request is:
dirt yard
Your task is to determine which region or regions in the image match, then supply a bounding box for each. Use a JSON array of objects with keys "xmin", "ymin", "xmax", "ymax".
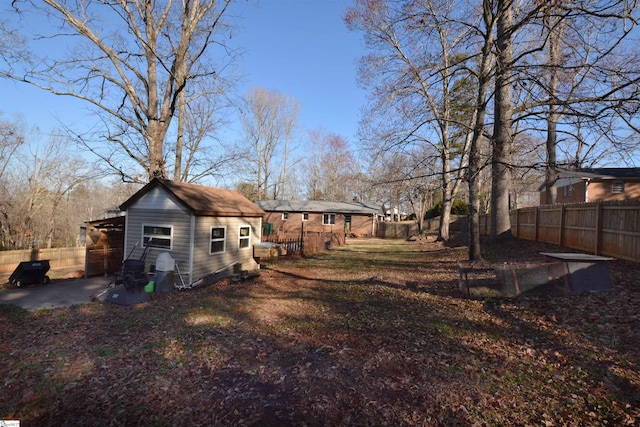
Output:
[{"xmin": 1, "ymin": 236, "xmax": 639, "ymax": 426}]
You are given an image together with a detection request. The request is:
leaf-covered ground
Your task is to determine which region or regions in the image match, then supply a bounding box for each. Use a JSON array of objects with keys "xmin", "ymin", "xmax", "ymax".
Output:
[{"xmin": 1, "ymin": 237, "xmax": 639, "ymax": 426}]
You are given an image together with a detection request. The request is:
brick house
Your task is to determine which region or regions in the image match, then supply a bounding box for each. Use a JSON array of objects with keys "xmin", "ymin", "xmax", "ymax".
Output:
[
  {"xmin": 539, "ymin": 168, "xmax": 640, "ymax": 205},
  {"xmin": 255, "ymin": 200, "xmax": 384, "ymax": 238}
]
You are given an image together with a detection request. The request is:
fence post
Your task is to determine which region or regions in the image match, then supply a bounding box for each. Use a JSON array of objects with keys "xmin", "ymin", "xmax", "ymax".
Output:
[
  {"xmin": 534, "ymin": 206, "xmax": 539, "ymax": 242},
  {"xmin": 595, "ymin": 202, "xmax": 603, "ymax": 255},
  {"xmin": 559, "ymin": 204, "xmax": 566, "ymax": 247}
]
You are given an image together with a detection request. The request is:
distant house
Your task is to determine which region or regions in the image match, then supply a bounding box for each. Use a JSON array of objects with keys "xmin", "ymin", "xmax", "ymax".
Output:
[
  {"xmin": 119, "ymin": 178, "xmax": 265, "ymax": 287},
  {"xmin": 540, "ymin": 168, "xmax": 640, "ymax": 205},
  {"xmin": 255, "ymin": 200, "xmax": 384, "ymax": 238},
  {"xmin": 382, "ymin": 205, "xmax": 408, "ymax": 222}
]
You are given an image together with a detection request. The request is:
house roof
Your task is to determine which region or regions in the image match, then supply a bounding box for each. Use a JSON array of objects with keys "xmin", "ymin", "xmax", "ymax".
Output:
[
  {"xmin": 560, "ymin": 168, "xmax": 640, "ymax": 180},
  {"xmin": 255, "ymin": 200, "xmax": 383, "ymax": 215},
  {"xmin": 120, "ymin": 178, "xmax": 265, "ymax": 217}
]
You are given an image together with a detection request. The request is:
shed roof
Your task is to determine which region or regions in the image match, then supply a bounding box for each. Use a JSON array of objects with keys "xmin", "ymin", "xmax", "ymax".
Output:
[
  {"xmin": 120, "ymin": 178, "xmax": 265, "ymax": 217},
  {"xmin": 256, "ymin": 200, "xmax": 383, "ymax": 215},
  {"xmin": 86, "ymin": 215, "xmax": 125, "ymax": 229}
]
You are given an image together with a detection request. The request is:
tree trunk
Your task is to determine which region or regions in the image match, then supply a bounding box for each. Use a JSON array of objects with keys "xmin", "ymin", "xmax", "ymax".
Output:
[
  {"xmin": 545, "ymin": 115, "xmax": 559, "ymax": 205},
  {"xmin": 174, "ymin": 89, "xmax": 186, "ymax": 181},
  {"xmin": 468, "ymin": 140, "xmax": 482, "ymax": 260},
  {"xmin": 439, "ymin": 167, "xmax": 452, "ymax": 241},
  {"xmin": 490, "ymin": 0, "xmax": 513, "ymax": 240},
  {"xmin": 467, "ymin": 0, "xmax": 495, "ymax": 260},
  {"xmin": 544, "ymin": 9, "xmax": 562, "ymax": 205}
]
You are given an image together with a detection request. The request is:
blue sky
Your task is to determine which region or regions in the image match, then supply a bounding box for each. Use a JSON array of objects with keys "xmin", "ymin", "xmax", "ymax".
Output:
[{"xmin": 0, "ymin": 0, "xmax": 367, "ymax": 146}]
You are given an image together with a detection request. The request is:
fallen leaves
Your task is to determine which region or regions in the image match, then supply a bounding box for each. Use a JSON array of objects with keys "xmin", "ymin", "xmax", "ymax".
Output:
[{"xmin": 0, "ymin": 236, "xmax": 639, "ymax": 425}]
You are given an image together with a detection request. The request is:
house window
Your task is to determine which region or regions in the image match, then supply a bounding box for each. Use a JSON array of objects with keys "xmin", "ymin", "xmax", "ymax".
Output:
[
  {"xmin": 302, "ymin": 212, "xmax": 309, "ymax": 221},
  {"xmin": 142, "ymin": 225, "xmax": 172, "ymax": 249},
  {"xmin": 562, "ymin": 185, "xmax": 574, "ymax": 197},
  {"xmin": 210, "ymin": 226, "xmax": 226, "ymax": 254},
  {"xmin": 612, "ymin": 181, "xmax": 624, "ymax": 193},
  {"xmin": 239, "ymin": 226, "xmax": 251, "ymax": 249},
  {"xmin": 323, "ymin": 213, "xmax": 336, "ymax": 225},
  {"xmin": 282, "ymin": 212, "xmax": 289, "ymax": 220}
]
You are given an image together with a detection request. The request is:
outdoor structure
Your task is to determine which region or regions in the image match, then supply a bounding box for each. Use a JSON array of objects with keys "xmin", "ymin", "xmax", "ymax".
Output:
[
  {"xmin": 119, "ymin": 179, "xmax": 265, "ymax": 288},
  {"xmin": 540, "ymin": 168, "xmax": 640, "ymax": 205},
  {"xmin": 458, "ymin": 253, "xmax": 613, "ymax": 298},
  {"xmin": 255, "ymin": 200, "xmax": 384, "ymax": 238},
  {"xmin": 84, "ymin": 215, "xmax": 125, "ymax": 277}
]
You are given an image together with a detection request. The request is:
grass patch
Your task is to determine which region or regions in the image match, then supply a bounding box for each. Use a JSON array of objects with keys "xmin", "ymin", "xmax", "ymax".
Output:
[{"xmin": 0, "ymin": 303, "xmax": 29, "ymax": 321}]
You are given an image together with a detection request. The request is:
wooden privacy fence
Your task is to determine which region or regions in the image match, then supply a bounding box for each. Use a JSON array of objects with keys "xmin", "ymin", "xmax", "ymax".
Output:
[
  {"xmin": 480, "ymin": 200, "xmax": 640, "ymax": 263},
  {"xmin": 0, "ymin": 247, "xmax": 85, "ymax": 274},
  {"xmin": 262, "ymin": 231, "xmax": 345, "ymax": 257},
  {"xmin": 378, "ymin": 216, "xmax": 465, "ymax": 238}
]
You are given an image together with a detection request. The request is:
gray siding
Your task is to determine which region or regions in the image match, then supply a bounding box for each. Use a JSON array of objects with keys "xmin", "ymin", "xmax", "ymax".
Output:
[
  {"xmin": 124, "ymin": 207, "xmax": 192, "ymax": 280},
  {"xmin": 192, "ymin": 216, "xmax": 262, "ymax": 280},
  {"xmin": 124, "ymin": 184, "xmax": 263, "ymax": 286},
  {"xmin": 133, "ymin": 187, "xmax": 185, "ymax": 210}
]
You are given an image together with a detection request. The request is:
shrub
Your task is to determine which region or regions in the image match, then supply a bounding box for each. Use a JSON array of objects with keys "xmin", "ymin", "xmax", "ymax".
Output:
[{"xmin": 425, "ymin": 199, "xmax": 469, "ymax": 219}]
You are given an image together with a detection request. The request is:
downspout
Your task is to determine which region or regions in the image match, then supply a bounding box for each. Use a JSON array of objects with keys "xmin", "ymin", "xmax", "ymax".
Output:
[
  {"xmin": 371, "ymin": 213, "xmax": 375, "ymax": 237},
  {"xmin": 123, "ymin": 210, "xmax": 130, "ymax": 260},
  {"xmin": 188, "ymin": 212, "xmax": 195, "ymax": 286},
  {"xmin": 585, "ymin": 180, "xmax": 589, "ymax": 203}
]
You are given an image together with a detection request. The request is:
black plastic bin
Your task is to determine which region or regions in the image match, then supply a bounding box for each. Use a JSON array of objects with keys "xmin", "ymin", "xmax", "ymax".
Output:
[
  {"xmin": 121, "ymin": 259, "xmax": 145, "ymax": 278},
  {"xmin": 9, "ymin": 260, "xmax": 51, "ymax": 287}
]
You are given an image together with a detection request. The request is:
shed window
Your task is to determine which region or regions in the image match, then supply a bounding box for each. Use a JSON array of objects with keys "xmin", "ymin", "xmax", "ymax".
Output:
[
  {"xmin": 302, "ymin": 212, "xmax": 309, "ymax": 221},
  {"xmin": 323, "ymin": 213, "xmax": 336, "ymax": 225},
  {"xmin": 142, "ymin": 225, "xmax": 172, "ymax": 249},
  {"xmin": 282, "ymin": 212, "xmax": 289, "ymax": 220},
  {"xmin": 612, "ymin": 181, "xmax": 624, "ymax": 193},
  {"xmin": 239, "ymin": 226, "xmax": 251, "ymax": 249},
  {"xmin": 210, "ymin": 226, "xmax": 226, "ymax": 254},
  {"xmin": 562, "ymin": 185, "xmax": 574, "ymax": 197}
]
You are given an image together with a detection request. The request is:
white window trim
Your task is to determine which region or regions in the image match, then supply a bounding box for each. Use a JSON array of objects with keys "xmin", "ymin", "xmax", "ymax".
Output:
[
  {"xmin": 239, "ymin": 225, "xmax": 251, "ymax": 250},
  {"xmin": 302, "ymin": 212, "xmax": 309, "ymax": 221},
  {"xmin": 282, "ymin": 212, "xmax": 289, "ymax": 220},
  {"xmin": 209, "ymin": 225, "xmax": 226, "ymax": 254},
  {"xmin": 142, "ymin": 224, "xmax": 173, "ymax": 250},
  {"xmin": 322, "ymin": 213, "xmax": 336, "ymax": 225}
]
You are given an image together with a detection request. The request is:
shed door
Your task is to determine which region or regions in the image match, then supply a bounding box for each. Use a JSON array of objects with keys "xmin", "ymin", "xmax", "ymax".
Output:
[{"xmin": 344, "ymin": 215, "xmax": 352, "ymax": 232}]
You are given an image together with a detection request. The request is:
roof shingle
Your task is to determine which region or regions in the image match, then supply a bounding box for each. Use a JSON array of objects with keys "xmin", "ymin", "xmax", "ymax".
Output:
[
  {"xmin": 255, "ymin": 200, "xmax": 383, "ymax": 215},
  {"xmin": 120, "ymin": 179, "xmax": 265, "ymax": 217}
]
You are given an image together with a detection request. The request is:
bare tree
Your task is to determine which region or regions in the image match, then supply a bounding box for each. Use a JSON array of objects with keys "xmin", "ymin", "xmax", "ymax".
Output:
[
  {"xmin": 2, "ymin": 0, "xmax": 235, "ymax": 182},
  {"xmin": 346, "ymin": 0, "xmax": 475, "ymax": 241},
  {"xmin": 172, "ymin": 80, "xmax": 240, "ymax": 183},
  {"xmin": 0, "ymin": 114, "xmax": 24, "ymax": 182},
  {"xmin": 2, "ymin": 130, "xmax": 95, "ymax": 249},
  {"xmin": 239, "ymin": 87, "xmax": 299, "ymax": 200},
  {"xmin": 466, "ymin": 0, "xmax": 496, "ymax": 260},
  {"xmin": 302, "ymin": 129, "xmax": 325, "ymax": 200},
  {"xmin": 516, "ymin": 1, "xmax": 640, "ymax": 203},
  {"xmin": 390, "ymin": 148, "xmax": 439, "ymax": 234},
  {"xmin": 302, "ymin": 130, "xmax": 358, "ymax": 201},
  {"xmin": 0, "ymin": 113, "xmax": 26, "ymax": 249},
  {"xmin": 490, "ymin": 0, "xmax": 515, "ymax": 240}
]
